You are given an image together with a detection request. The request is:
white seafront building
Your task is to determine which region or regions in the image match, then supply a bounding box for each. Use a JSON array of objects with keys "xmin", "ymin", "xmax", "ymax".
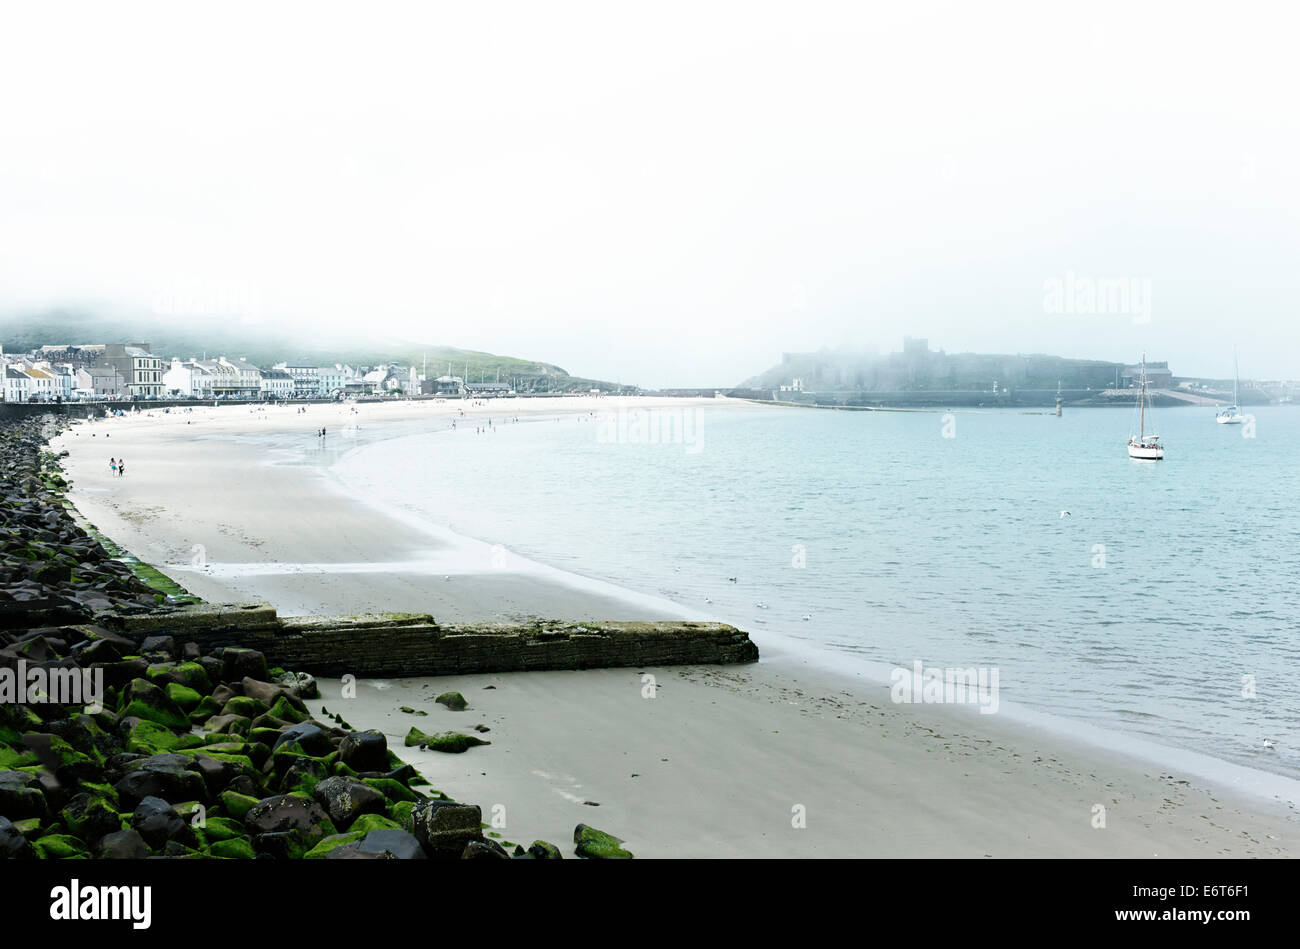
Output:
[
  {"xmin": 163, "ymin": 358, "xmax": 212, "ymax": 398},
  {"xmin": 259, "ymin": 368, "xmax": 294, "ymax": 398},
  {"xmin": 4, "ymin": 366, "xmax": 31, "ymax": 402}
]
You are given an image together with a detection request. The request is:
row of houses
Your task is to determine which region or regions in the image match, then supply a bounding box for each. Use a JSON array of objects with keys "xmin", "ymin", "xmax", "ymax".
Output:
[
  {"xmin": 3, "ymin": 344, "xmax": 162, "ymax": 402},
  {"xmin": 0, "ymin": 342, "xmax": 433, "ymax": 402}
]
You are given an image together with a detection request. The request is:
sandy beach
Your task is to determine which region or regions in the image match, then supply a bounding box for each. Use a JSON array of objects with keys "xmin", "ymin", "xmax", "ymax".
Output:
[{"xmin": 50, "ymin": 397, "xmax": 1300, "ymax": 858}]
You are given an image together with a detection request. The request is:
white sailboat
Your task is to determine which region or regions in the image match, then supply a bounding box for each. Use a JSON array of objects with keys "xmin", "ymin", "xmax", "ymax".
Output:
[
  {"xmin": 1216, "ymin": 349, "xmax": 1245, "ymax": 424},
  {"xmin": 1127, "ymin": 354, "xmax": 1164, "ymax": 460}
]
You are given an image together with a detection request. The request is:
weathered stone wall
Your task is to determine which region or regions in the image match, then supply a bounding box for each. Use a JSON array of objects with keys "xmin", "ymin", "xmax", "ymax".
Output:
[{"xmin": 96, "ymin": 604, "xmax": 760, "ymax": 677}]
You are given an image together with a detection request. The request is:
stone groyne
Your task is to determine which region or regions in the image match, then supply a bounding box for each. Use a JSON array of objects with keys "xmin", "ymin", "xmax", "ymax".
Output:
[{"xmin": 96, "ymin": 605, "xmax": 760, "ymax": 678}]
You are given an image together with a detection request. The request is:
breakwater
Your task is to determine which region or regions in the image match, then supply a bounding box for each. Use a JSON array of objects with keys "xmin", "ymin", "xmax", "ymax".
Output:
[{"xmin": 97, "ymin": 605, "xmax": 759, "ymax": 677}]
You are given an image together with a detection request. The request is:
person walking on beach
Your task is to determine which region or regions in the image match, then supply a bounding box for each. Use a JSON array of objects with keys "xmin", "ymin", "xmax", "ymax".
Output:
[
  {"xmin": 110, "ymin": 458, "xmax": 117, "ymax": 476},
  {"xmin": 117, "ymin": 459, "xmax": 125, "ymax": 477}
]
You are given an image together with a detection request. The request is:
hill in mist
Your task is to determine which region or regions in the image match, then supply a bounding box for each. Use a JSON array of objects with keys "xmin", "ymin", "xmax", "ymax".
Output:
[{"xmin": 0, "ymin": 309, "xmax": 622, "ymax": 391}]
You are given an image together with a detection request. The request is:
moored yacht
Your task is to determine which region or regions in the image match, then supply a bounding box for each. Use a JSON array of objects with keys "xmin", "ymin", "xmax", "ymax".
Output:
[
  {"xmin": 1128, "ymin": 355, "xmax": 1164, "ymax": 460},
  {"xmin": 1216, "ymin": 349, "xmax": 1245, "ymax": 424}
]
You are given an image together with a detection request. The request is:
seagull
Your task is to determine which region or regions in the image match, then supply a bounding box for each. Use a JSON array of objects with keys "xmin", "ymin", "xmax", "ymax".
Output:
[
  {"xmin": 755, "ymin": 601, "xmax": 769, "ymax": 609},
  {"xmin": 727, "ymin": 577, "xmax": 738, "ymax": 583},
  {"xmin": 801, "ymin": 614, "xmax": 812, "ymax": 621},
  {"xmin": 1059, "ymin": 510, "xmax": 1071, "ymax": 518},
  {"xmin": 1262, "ymin": 738, "xmax": 1276, "ymax": 750}
]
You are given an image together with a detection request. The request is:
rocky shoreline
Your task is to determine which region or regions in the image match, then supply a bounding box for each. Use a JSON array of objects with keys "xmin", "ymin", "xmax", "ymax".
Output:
[{"xmin": 0, "ymin": 415, "xmax": 631, "ymax": 860}]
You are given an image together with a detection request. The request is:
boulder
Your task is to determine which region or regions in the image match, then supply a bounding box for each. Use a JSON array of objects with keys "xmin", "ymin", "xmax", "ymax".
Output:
[
  {"xmin": 411, "ymin": 800, "xmax": 482, "ymax": 858},
  {"xmin": 243, "ymin": 793, "xmax": 332, "ymax": 841},
  {"xmin": 221, "ymin": 647, "xmax": 267, "ymax": 683},
  {"xmin": 59, "ymin": 791, "xmax": 123, "ymax": 845},
  {"xmin": 0, "ymin": 816, "xmax": 34, "ymax": 859},
  {"xmin": 0, "ymin": 770, "xmax": 48, "ymax": 819},
  {"xmin": 573, "ymin": 823, "xmax": 633, "ymax": 859},
  {"xmin": 312, "ymin": 775, "xmax": 387, "ymax": 829},
  {"xmin": 275, "ymin": 670, "xmax": 319, "ymax": 699},
  {"xmin": 435, "ymin": 691, "xmax": 468, "ymax": 711},
  {"xmin": 114, "ymin": 755, "xmax": 207, "ymax": 808},
  {"xmin": 96, "ymin": 828, "xmax": 149, "ymax": 859},
  {"xmin": 404, "ymin": 727, "xmax": 489, "ymax": 753},
  {"xmin": 338, "ymin": 729, "xmax": 389, "ymax": 773},
  {"xmin": 528, "ymin": 840, "xmax": 563, "ymax": 860},
  {"xmin": 329, "ymin": 828, "xmax": 426, "ymax": 860},
  {"xmin": 120, "ymin": 677, "xmax": 189, "ymax": 730},
  {"xmin": 131, "ymin": 795, "xmax": 188, "ymax": 849},
  {"xmin": 139, "ymin": 635, "xmax": 176, "ymax": 658}
]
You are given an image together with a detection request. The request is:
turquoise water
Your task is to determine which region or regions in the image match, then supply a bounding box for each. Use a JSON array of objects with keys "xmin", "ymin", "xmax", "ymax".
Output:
[{"xmin": 332, "ymin": 403, "xmax": 1300, "ymax": 779}]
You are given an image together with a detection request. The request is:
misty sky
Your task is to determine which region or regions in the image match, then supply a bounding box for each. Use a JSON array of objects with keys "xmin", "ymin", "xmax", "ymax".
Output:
[{"xmin": 2, "ymin": 2, "xmax": 1298, "ymax": 387}]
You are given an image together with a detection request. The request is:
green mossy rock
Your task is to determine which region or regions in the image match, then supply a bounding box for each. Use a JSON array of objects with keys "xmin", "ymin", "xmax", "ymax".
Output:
[
  {"xmin": 147, "ymin": 661, "xmax": 213, "ymax": 694},
  {"xmin": 0, "ymin": 744, "xmax": 39, "ymax": 769},
  {"xmin": 12, "ymin": 817, "xmax": 44, "ymax": 837},
  {"xmin": 219, "ymin": 790, "xmax": 259, "ymax": 820},
  {"xmin": 404, "ymin": 727, "xmax": 489, "ymax": 753},
  {"xmin": 200, "ymin": 714, "xmax": 251, "ymax": 737},
  {"xmin": 59, "ymin": 794, "xmax": 123, "ymax": 843},
  {"xmin": 304, "ymin": 830, "xmax": 367, "ymax": 858},
  {"xmin": 196, "ymin": 751, "xmax": 257, "ymax": 773},
  {"xmin": 34, "ymin": 834, "xmax": 89, "ymax": 859},
  {"xmin": 188, "ymin": 696, "xmax": 222, "ymax": 725},
  {"xmin": 208, "ymin": 837, "xmax": 256, "ymax": 859},
  {"xmin": 435, "ymin": 691, "xmax": 468, "ymax": 711},
  {"xmin": 165, "ymin": 682, "xmax": 202, "ymax": 712},
  {"xmin": 265, "ymin": 694, "xmax": 307, "ymax": 725},
  {"xmin": 248, "ymin": 727, "xmax": 283, "ymax": 747},
  {"xmin": 389, "ymin": 800, "xmax": 416, "ymax": 832},
  {"xmin": 303, "ymin": 813, "xmax": 401, "ymax": 858},
  {"xmin": 125, "ymin": 720, "xmax": 205, "ymax": 755},
  {"xmin": 362, "ymin": 777, "xmax": 417, "ymax": 802},
  {"xmin": 23, "ymin": 733, "xmax": 100, "ymax": 775},
  {"xmin": 350, "ymin": 813, "xmax": 401, "ymax": 834},
  {"xmin": 200, "ymin": 816, "xmax": 246, "ymax": 842},
  {"xmin": 75, "ymin": 780, "xmax": 120, "ymax": 808},
  {"xmin": 528, "ymin": 840, "xmax": 563, "ymax": 860},
  {"xmin": 221, "ymin": 696, "xmax": 268, "ymax": 719},
  {"xmin": 120, "ymin": 678, "xmax": 189, "ymax": 730},
  {"xmin": 573, "ymin": 824, "xmax": 633, "ymax": 859},
  {"xmin": 177, "ymin": 662, "xmax": 213, "ymax": 691},
  {"xmin": 403, "ymin": 726, "xmax": 431, "ymax": 748}
]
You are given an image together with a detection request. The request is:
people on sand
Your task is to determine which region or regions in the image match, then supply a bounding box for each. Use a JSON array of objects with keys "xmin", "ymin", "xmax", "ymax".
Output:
[
  {"xmin": 117, "ymin": 459, "xmax": 125, "ymax": 477},
  {"xmin": 110, "ymin": 458, "xmax": 117, "ymax": 475}
]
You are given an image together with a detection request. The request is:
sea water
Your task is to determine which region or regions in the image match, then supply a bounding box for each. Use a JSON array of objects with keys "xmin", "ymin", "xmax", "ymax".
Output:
[{"xmin": 330, "ymin": 402, "xmax": 1300, "ymax": 781}]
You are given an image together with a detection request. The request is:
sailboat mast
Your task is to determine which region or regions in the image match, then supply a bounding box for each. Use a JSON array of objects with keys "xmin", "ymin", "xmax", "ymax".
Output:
[
  {"xmin": 1233, "ymin": 349, "xmax": 1239, "ymax": 406},
  {"xmin": 1139, "ymin": 355, "xmax": 1146, "ymax": 438}
]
